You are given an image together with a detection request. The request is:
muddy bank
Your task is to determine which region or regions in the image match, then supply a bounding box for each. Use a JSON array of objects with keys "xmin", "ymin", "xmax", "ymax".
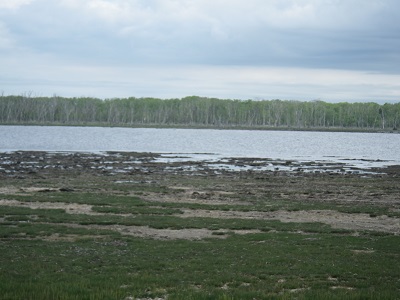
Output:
[
  {"xmin": 0, "ymin": 151, "xmax": 399, "ymax": 239},
  {"xmin": 0, "ymin": 151, "xmax": 394, "ymax": 177}
]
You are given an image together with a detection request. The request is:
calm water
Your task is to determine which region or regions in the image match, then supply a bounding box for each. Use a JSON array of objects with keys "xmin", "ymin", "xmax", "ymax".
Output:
[{"xmin": 0, "ymin": 125, "xmax": 399, "ymax": 168}]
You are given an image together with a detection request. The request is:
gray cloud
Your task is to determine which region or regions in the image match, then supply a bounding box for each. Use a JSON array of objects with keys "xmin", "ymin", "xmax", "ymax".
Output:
[{"xmin": 1, "ymin": 0, "xmax": 400, "ymax": 101}]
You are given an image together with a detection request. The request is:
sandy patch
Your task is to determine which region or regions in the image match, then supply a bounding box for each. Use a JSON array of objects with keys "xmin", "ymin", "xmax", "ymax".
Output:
[
  {"xmin": 137, "ymin": 189, "xmax": 250, "ymax": 206},
  {"xmin": 0, "ymin": 187, "xmax": 22, "ymax": 195},
  {"xmin": 52, "ymin": 223, "xmax": 250, "ymax": 240},
  {"xmin": 177, "ymin": 209, "xmax": 400, "ymax": 234},
  {"xmin": 1, "ymin": 200, "xmax": 399, "ymax": 236},
  {"xmin": 351, "ymin": 249, "xmax": 375, "ymax": 254},
  {"xmin": 0, "ymin": 199, "xmax": 96, "ymax": 215}
]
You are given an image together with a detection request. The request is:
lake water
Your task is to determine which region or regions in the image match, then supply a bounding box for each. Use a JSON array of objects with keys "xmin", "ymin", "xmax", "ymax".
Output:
[{"xmin": 0, "ymin": 125, "xmax": 399, "ymax": 169}]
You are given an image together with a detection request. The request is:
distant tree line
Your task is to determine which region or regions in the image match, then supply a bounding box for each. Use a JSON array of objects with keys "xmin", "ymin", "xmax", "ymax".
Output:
[{"xmin": 1, "ymin": 94, "xmax": 399, "ymax": 130}]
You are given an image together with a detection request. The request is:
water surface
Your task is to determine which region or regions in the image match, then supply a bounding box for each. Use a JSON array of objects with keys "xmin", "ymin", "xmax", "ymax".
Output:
[{"xmin": 1, "ymin": 125, "xmax": 399, "ymax": 169}]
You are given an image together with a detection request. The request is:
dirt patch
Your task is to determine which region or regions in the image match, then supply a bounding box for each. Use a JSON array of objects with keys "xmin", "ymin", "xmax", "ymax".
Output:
[
  {"xmin": 330, "ymin": 286, "xmax": 355, "ymax": 290},
  {"xmin": 0, "ymin": 199, "xmax": 96, "ymax": 215},
  {"xmin": 43, "ymin": 233, "xmax": 106, "ymax": 242},
  {"xmin": 351, "ymin": 249, "xmax": 375, "ymax": 254},
  {"xmin": 1, "ymin": 199, "xmax": 398, "ymax": 235},
  {"xmin": 50, "ymin": 223, "xmax": 258, "ymax": 240},
  {"xmin": 177, "ymin": 209, "xmax": 400, "ymax": 234},
  {"xmin": 139, "ymin": 188, "xmax": 248, "ymax": 206},
  {"xmin": 0, "ymin": 187, "xmax": 21, "ymax": 195}
]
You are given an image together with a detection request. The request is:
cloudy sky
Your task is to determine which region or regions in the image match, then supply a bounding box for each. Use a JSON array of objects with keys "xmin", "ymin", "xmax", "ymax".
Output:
[{"xmin": 1, "ymin": 0, "xmax": 400, "ymax": 102}]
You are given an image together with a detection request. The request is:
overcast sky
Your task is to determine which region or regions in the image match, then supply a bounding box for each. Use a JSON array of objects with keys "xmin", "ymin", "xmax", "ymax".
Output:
[{"xmin": 1, "ymin": 0, "xmax": 400, "ymax": 102}]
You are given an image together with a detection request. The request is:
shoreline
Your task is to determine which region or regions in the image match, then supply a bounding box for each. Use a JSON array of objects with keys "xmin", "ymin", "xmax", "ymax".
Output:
[
  {"xmin": 1, "ymin": 122, "xmax": 398, "ymax": 134},
  {"xmin": 1, "ymin": 150, "xmax": 399, "ymax": 177}
]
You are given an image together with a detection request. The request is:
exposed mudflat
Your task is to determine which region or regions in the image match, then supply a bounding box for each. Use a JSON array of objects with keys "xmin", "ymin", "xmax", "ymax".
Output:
[{"xmin": 1, "ymin": 151, "xmax": 399, "ymax": 239}]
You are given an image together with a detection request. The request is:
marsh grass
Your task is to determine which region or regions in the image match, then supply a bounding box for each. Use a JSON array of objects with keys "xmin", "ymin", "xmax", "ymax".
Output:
[
  {"xmin": 8, "ymin": 189, "xmax": 400, "ymax": 219},
  {"xmin": 0, "ymin": 228, "xmax": 399, "ymax": 299},
  {"xmin": 0, "ymin": 205, "xmax": 352, "ymax": 235},
  {"xmin": 1, "ymin": 177, "xmax": 400, "ymax": 299}
]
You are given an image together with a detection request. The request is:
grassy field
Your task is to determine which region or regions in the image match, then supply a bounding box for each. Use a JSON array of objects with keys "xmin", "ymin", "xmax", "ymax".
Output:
[{"xmin": 0, "ymin": 151, "xmax": 399, "ymax": 299}]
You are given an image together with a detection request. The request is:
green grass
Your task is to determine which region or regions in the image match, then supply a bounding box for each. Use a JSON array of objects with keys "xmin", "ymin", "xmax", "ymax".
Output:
[
  {"xmin": 1, "ymin": 174, "xmax": 399, "ymax": 299},
  {"xmin": 0, "ymin": 229, "xmax": 399, "ymax": 299}
]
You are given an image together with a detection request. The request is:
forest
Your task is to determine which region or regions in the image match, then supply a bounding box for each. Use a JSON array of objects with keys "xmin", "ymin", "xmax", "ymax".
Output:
[{"xmin": 0, "ymin": 94, "xmax": 399, "ymax": 131}]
